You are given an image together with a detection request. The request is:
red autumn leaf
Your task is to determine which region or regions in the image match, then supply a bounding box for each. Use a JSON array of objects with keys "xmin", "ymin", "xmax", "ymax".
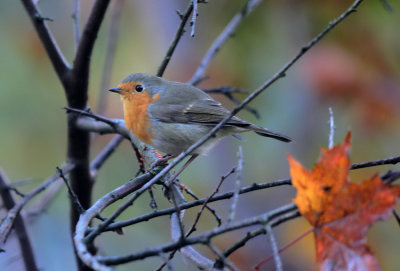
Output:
[{"xmin": 288, "ymin": 132, "xmax": 400, "ymax": 271}]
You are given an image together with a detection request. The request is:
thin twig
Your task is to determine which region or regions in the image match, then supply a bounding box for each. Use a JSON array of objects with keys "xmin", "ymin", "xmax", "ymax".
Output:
[
  {"xmin": 56, "ymin": 166, "xmax": 85, "ymax": 214},
  {"xmin": 72, "ymin": 0, "xmax": 111, "ymax": 78},
  {"xmin": 141, "ymin": 0, "xmax": 365, "ymax": 201},
  {"xmin": 208, "ymin": 242, "xmax": 238, "ymax": 271},
  {"xmin": 204, "ymin": 86, "xmax": 259, "ymax": 119},
  {"xmin": 217, "ymin": 228, "xmax": 266, "ymax": 267},
  {"xmin": 254, "ymin": 227, "xmax": 313, "ymax": 270},
  {"xmin": 90, "ymin": 165, "xmax": 175, "ymax": 244},
  {"xmin": 0, "ymin": 163, "xmax": 75, "ymax": 247},
  {"xmin": 265, "ymin": 224, "xmax": 282, "ymax": 271},
  {"xmin": 381, "ymin": 170, "xmax": 400, "ymax": 185},
  {"xmin": 74, "ymin": 168, "xmax": 166, "ymax": 270},
  {"xmin": 157, "ymin": 0, "xmax": 194, "ymax": 77},
  {"xmin": 90, "ymin": 135, "xmax": 124, "ymax": 178},
  {"xmin": 84, "ymin": 191, "xmax": 140, "ymax": 244},
  {"xmin": 379, "ymin": 0, "xmax": 393, "ymax": 12},
  {"xmin": 97, "ymin": 0, "xmax": 124, "ymax": 115},
  {"xmin": 227, "ymin": 147, "xmax": 243, "ymax": 224},
  {"xmin": 70, "ymin": 111, "xmax": 144, "ymax": 175},
  {"xmin": 170, "ymin": 186, "xmax": 216, "ymax": 270},
  {"xmin": 393, "ymin": 210, "xmax": 400, "ymax": 227},
  {"xmin": 351, "ymin": 155, "xmax": 400, "ymax": 170},
  {"xmin": 68, "ymin": 107, "xmax": 144, "ymax": 182},
  {"xmin": 27, "ymin": 180, "xmax": 64, "ymax": 219},
  {"xmin": 20, "ymin": 0, "xmax": 70, "ymax": 82},
  {"xmin": 89, "ymin": 178, "xmax": 292, "ymax": 233},
  {"xmin": 190, "ymin": 0, "xmax": 198, "ymax": 37},
  {"xmin": 216, "ymin": 210, "xmax": 301, "ymax": 269},
  {"xmin": 328, "ymin": 107, "xmax": 335, "ymax": 148},
  {"xmin": 65, "ymin": 107, "xmax": 119, "ymax": 129},
  {"xmin": 157, "ymin": 253, "xmax": 174, "ymax": 271},
  {"xmin": 188, "ymin": 0, "xmax": 262, "ymax": 85},
  {"xmin": 0, "ymin": 169, "xmax": 39, "ymax": 270},
  {"xmin": 176, "ymin": 180, "xmax": 222, "ymax": 225},
  {"xmin": 74, "ymin": 1, "xmax": 365, "ymax": 266},
  {"xmin": 157, "ymin": 172, "xmax": 235, "ymax": 271},
  {"xmin": 75, "ymin": 116, "xmax": 129, "ymax": 137},
  {"xmin": 7, "ymin": 186, "xmax": 25, "ymax": 198},
  {"xmin": 186, "ymin": 168, "xmax": 235, "ymax": 237},
  {"xmin": 95, "ymin": 203, "xmax": 298, "ymax": 265},
  {"xmin": 72, "ymin": 0, "xmax": 81, "ymax": 50},
  {"xmin": 169, "ymin": 184, "xmax": 186, "ymax": 242},
  {"xmin": 7, "ymin": 178, "xmax": 38, "ymax": 188},
  {"xmin": 158, "ymin": 184, "xmax": 216, "ymax": 271}
]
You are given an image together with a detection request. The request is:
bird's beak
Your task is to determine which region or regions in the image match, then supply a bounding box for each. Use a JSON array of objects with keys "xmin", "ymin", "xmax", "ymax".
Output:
[{"xmin": 108, "ymin": 87, "xmax": 122, "ymax": 94}]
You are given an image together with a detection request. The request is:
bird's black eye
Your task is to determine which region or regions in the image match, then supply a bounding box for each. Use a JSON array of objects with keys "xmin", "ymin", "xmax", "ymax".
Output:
[{"xmin": 135, "ymin": 85, "xmax": 144, "ymax": 92}]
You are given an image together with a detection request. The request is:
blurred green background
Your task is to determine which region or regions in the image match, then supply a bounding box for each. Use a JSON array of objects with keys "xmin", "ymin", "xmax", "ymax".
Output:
[{"xmin": 1, "ymin": 0, "xmax": 399, "ymax": 270}]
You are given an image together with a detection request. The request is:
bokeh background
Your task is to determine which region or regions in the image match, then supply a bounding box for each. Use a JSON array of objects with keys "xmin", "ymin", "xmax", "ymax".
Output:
[{"xmin": 1, "ymin": 0, "xmax": 400, "ymax": 270}]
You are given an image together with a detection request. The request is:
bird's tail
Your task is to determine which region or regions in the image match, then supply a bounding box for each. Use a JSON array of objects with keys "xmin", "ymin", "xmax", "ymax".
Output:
[{"xmin": 249, "ymin": 124, "xmax": 292, "ymax": 143}]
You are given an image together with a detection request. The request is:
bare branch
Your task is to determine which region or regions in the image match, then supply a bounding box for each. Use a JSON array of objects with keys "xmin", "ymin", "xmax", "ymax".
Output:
[
  {"xmin": 254, "ymin": 227, "xmax": 312, "ymax": 270},
  {"xmin": 57, "ymin": 166, "xmax": 85, "ymax": 215},
  {"xmin": 72, "ymin": 0, "xmax": 111, "ymax": 79},
  {"xmin": 169, "ymin": 185, "xmax": 186, "ymax": 243},
  {"xmin": 351, "ymin": 155, "xmax": 400, "ymax": 170},
  {"xmin": 27, "ymin": 180, "xmax": 64, "ymax": 219},
  {"xmin": 0, "ymin": 163, "xmax": 75, "ymax": 247},
  {"xmin": 157, "ymin": 0, "xmax": 194, "ymax": 77},
  {"xmin": 96, "ymin": 203, "xmax": 298, "ymax": 265},
  {"xmin": 169, "ymin": 185, "xmax": 217, "ymax": 270},
  {"xmin": 20, "ymin": 0, "xmax": 70, "ymax": 82},
  {"xmin": 217, "ymin": 227, "xmax": 265, "ymax": 267},
  {"xmin": 328, "ymin": 107, "xmax": 335, "ymax": 148},
  {"xmin": 379, "ymin": 0, "xmax": 393, "ymax": 12},
  {"xmin": 393, "ymin": 210, "xmax": 400, "ymax": 227},
  {"xmin": 381, "ymin": 169, "xmax": 400, "ymax": 185},
  {"xmin": 190, "ymin": 0, "xmax": 198, "ymax": 37},
  {"xmin": 204, "ymin": 86, "xmax": 260, "ymax": 119},
  {"xmin": 83, "ymin": 190, "xmax": 139, "ymax": 244},
  {"xmin": 0, "ymin": 169, "xmax": 39, "ymax": 270},
  {"xmin": 186, "ymin": 168, "xmax": 235, "ymax": 237},
  {"xmin": 91, "ymin": 178, "xmax": 291, "ymax": 233},
  {"xmin": 227, "ymin": 147, "xmax": 243, "ymax": 224},
  {"xmin": 82, "ymin": 159, "xmax": 174, "ymax": 245},
  {"xmin": 207, "ymin": 242, "xmax": 238, "ymax": 271},
  {"xmin": 146, "ymin": 0, "xmax": 366, "ymax": 196},
  {"xmin": 68, "ymin": 109, "xmax": 145, "ymax": 176},
  {"xmin": 72, "ymin": 0, "xmax": 81, "ymax": 49},
  {"xmin": 75, "ymin": 116, "xmax": 128, "ymax": 137},
  {"xmin": 97, "ymin": 0, "xmax": 124, "ymax": 115},
  {"xmin": 265, "ymin": 224, "xmax": 282, "ymax": 271},
  {"xmin": 73, "ymin": 169, "xmax": 166, "ymax": 270},
  {"xmin": 188, "ymin": 0, "xmax": 262, "ymax": 85},
  {"xmin": 74, "ymin": 4, "xmax": 364, "ymax": 265},
  {"xmin": 90, "ymin": 135, "xmax": 124, "ymax": 178},
  {"xmin": 158, "ymin": 170, "xmax": 234, "ymax": 271},
  {"xmin": 66, "ymin": 107, "xmax": 125, "ymax": 132},
  {"xmin": 175, "ymin": 180, "xmax": 222, "ymax": 225}
]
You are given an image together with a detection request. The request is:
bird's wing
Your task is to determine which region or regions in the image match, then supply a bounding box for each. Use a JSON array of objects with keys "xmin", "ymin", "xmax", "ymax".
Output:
[
  {"xmin": 149, "ymin": 97, "xmax": 292, "ymax": 142},
  {"xmin": 149, "ymin": 98, "xmax": 248, "ymax": 126}
]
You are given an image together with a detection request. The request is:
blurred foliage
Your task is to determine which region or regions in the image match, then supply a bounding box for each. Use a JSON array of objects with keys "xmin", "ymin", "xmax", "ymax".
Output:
[{"xmin": 0, "ymin": 0, "xmax": 399, "ymax": 270}]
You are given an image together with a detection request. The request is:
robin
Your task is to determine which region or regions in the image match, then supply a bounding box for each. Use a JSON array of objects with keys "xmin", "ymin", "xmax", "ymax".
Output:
[{"xmin": 109, "ymin": 73, "xmax": 291, "ymax": 175}]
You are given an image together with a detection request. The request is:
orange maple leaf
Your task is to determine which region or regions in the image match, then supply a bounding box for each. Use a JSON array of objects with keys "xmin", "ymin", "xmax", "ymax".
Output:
[{"xmin": 288, "ymin": 132, "xmax": 400, "ymax": 271}]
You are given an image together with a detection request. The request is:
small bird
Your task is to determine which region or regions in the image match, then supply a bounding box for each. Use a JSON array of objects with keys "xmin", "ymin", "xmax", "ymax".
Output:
[{"xmin": 109, "ymin": 73, "xmax": 291, "ymax": 174}]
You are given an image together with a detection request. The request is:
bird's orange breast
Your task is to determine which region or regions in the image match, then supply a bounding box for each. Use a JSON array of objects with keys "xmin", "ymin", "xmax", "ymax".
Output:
[{"xmin": 122, "ymin": 90, "xmax": 160, "ymax": 145}]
